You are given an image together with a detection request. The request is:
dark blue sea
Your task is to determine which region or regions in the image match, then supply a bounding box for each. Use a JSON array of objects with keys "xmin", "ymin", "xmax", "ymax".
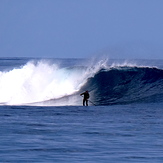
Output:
[{"xmin": 0, "ymin": 58, "xmax": 163, "ymax": 162}]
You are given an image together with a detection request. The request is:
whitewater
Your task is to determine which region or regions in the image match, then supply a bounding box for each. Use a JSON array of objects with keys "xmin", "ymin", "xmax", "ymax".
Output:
[
  {"xmin": 0, "ymin": 58, "xmax": 104, "ymax": 105},
  {"xmin": 0, "ymin": 58, "xmax": 163, "ymax": 163}
]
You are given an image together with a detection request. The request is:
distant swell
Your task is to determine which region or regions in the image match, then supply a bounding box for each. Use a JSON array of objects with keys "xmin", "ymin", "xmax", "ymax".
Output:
[{"xmin": 80, "ymin": 66, "xmax": 163, "ymax": 105}]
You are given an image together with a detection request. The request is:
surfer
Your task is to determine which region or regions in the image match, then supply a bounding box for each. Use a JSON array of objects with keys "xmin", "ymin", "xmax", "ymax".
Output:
[{"xmin": 80, "ymin": 91, "xmax": 90, "ymax": 106}]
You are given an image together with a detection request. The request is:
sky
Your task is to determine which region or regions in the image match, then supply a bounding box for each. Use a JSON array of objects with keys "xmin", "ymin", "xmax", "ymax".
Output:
[{"xmin": 0, "ymin": 0, "xmax": 163, "ymax": 59}]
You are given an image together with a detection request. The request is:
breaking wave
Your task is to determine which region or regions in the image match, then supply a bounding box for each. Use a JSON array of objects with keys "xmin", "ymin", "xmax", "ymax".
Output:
[
  {"xmin": 0, "ymin": 59, "xmax": 105, "ymax": 105},
  {"xmin": 0, "ymin": 59, "xmax": 163, "ymax": 106}
]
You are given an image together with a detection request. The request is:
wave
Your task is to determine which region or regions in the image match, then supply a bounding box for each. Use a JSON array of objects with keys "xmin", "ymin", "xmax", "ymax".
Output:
[
  {"xmin": 0, "ymin": 59, "xmax": 163, "ymax": 106},
  {"xmin": 80, "ymin": 66, "xmax": 163, "ymax": 105}
]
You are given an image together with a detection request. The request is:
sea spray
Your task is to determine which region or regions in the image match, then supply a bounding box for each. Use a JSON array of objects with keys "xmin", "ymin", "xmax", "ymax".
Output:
[{"xmin": 0, "ymin": 59, "xmax": 107, "ymax": 105}]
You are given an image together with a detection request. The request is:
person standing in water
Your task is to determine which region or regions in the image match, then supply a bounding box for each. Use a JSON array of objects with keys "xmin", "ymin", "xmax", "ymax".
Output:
[{"xmin": 80, "ymin": 91, "xmax": 90, "ymax": 106}]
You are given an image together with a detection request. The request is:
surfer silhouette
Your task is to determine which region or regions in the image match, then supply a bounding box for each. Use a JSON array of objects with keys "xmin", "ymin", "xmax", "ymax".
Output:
[{"xmin": 80, "ymin": 91, "xmax": 90, "ymax": 106}]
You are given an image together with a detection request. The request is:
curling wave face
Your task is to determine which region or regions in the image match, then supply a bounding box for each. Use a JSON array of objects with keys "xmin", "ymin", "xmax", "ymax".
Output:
[{"xmin": 81, "ymin": 66, "xmax": 163, "ymax": 105}]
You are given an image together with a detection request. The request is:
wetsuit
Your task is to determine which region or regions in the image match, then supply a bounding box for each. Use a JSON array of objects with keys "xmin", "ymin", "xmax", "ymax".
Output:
[{"xmin": 80, "ymin": 91, "xmax": 90, "ymax": 106}]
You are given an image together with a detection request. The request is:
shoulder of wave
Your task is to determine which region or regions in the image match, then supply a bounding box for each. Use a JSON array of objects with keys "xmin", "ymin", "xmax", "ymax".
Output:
[{"xmin": 109, "ymin": 61, "xmax": 160, "ymax": 70}]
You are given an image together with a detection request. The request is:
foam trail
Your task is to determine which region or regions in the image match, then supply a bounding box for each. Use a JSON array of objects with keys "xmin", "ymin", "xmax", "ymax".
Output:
[{"xmin": 0, "ymin": 59, "xmax": 106, "ymax": 105}]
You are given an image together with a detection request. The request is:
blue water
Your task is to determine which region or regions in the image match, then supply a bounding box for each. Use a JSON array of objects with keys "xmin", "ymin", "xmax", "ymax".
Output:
[
  {"xmin": 1, "ymin": 104, "xmax": 163, "ymax": 162},
  {"xmin": 0, "ymin": 58, "xmax": 163, "ymax": 162}
]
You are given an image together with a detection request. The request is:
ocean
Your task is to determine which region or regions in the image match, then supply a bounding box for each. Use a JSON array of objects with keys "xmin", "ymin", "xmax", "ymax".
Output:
[{"xmin": 0, "ymin": 58, "xmax": 163, "ymax": 162}]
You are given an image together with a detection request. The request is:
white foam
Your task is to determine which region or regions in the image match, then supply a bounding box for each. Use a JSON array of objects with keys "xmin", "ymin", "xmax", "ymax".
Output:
[{"xmin": 0, "ymin": 60, "xmax": 106, "ymax": 105}]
